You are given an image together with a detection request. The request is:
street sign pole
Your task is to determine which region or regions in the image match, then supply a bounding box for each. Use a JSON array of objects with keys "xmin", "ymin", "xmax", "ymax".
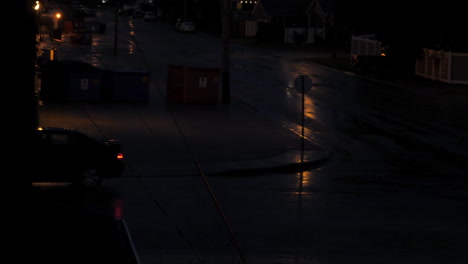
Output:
[
  {"xmin": 301, "ymin": 75, "xmax": 305, "ymax": 163},
  {"xmin": 294, "ymin": 75, "xmax": 312, "ymax": 163}
]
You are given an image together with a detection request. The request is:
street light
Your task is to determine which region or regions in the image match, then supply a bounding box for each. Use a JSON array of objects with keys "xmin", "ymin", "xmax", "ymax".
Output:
[
  {"xmin": 34, "ymin": 1, "xmax": 41, "ymax": 40},
  {"xmin": 52, "ymin": 11, "xmax": 62, "ymax": 41},
  {"xmin": 52, "ymin": 11, "xmax": 61, "ymax": 29}
]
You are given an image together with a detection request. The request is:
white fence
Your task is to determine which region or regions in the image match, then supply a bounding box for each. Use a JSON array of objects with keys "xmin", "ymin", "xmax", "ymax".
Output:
[
  {"xmin": 415, "ymin": 48, "xmax": 468, "ymax": 84},
  {"xmin": 350, "ymin": 34, "xmax": 383, "ymax": 56}
]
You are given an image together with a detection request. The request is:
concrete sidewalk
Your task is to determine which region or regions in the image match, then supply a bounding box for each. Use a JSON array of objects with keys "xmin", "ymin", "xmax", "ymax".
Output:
[{"xmin": 36, "ymin": 12, "xmax": 329, "ymax": 178}]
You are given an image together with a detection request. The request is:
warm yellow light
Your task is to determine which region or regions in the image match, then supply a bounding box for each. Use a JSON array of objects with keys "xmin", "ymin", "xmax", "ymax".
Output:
[
  {"xmin": 49, "ymin": 49, "xmax": 55, "ymax": 61},
  {"xmin": 298, "ymin": 170, "xmax": 314, "ymax": 186},
  {"xmin": 34, "ymin": 1, "xmax": 40, "ymax": 10},
  {"xmin": 55, "ymin": 13, "xmax": 61, "ymax": 19}
]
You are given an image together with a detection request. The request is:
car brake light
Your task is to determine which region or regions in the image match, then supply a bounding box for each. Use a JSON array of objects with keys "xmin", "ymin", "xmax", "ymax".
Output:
[
  {"xmin": 113, "ymin": 198, "xmax": 123, "ymax": 220},
  {"xmin": 117, "ymin": 153, "xmax": 124, "ymax": 160}
]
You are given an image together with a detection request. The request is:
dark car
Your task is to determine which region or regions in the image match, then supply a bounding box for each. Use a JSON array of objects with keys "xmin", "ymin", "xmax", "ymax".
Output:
[
  {"xmin": 33, "ymin": 127, "xmax": 124, "ymax": 187},
  {"xmin": 143, "ymin": 11, "xmax": 157, "ymax": 22},
  {"xmin": 179, "ymin": 21, "xmax": 196, "ymax": 33}
]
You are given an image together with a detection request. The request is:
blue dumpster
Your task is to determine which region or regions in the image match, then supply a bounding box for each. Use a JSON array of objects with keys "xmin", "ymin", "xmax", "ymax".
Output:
[{"xmin": 102, "ymin": 70, "xmax": 150, "ymax": 102}]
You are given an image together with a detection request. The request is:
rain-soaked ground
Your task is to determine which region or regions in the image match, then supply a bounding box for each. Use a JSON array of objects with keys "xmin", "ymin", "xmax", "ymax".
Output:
[{"xmin": 34, "ymin": 8, "xmax": 468, "ymax": 264}]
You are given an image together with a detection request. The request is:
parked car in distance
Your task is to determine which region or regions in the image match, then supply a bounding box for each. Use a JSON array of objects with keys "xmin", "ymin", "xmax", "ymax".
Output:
[
  {"xmin": 33, "ymin": 127, "xmax": 124, "ymax": 188},
  {"xmin": 174, "ymin": 18, "xmax": 183, "ymax": 31},
  {"xmin": 179, "ymin": 21, "xmax": 196, "ymax": 33},
  {"xmin": 143, "ymin": 11, "xmax": 157, "ymax": 22}
]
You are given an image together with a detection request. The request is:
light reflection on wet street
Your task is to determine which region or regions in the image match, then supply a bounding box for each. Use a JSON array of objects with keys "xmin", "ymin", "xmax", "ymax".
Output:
[
  {"xmin": 129, "ymin": 16, "xmax": 468, "ymax": 263},
  {"xmin": 36, "ymin": 9, "xmax": 468, "ymax": 264}
]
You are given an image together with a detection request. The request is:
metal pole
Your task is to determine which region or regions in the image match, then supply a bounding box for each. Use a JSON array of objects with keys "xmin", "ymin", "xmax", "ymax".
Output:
[
  {"xmin": 301, "ymin": 75, "xmax": 305, "ymax": 163},
  {"xmin": 114, "ymin": 3, "xmax": 118, "ymax": 55},
  {"xmin": 221, "ymin": 0, "xmax": 231, "ymax": 103}
]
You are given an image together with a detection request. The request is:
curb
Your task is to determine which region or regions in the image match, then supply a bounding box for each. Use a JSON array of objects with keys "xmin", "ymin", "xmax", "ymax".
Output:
[{"xmin": 124, "ymin": 150, "xmax": 331, "ymax": 178}]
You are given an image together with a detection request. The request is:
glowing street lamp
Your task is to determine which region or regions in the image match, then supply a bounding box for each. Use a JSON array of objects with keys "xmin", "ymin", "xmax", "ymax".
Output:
[
  {"xmin": 34, "ymin": 1, "xmax": 41, "ymax": 40},
  {"xmin": 51, "ymin": 11, "xmax": 62, "ymax": 41},
  {"xmin": 52, "ymin": 11, "xmax": 61, "ymax": 30}
]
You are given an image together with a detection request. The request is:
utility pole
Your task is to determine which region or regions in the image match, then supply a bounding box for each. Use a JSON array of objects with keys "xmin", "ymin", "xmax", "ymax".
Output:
[
  {"xmin": 114, "ymin": 1, "xmax": 118, "ymax": 55},
  {"xmin": 24, "ymin": 0, "xmax": 39, "ymax": 131},
  {"xmin": 221, "ymin": 0, "xmax": 231, "ymax": 103},
  {"xmin": 22, "ymin": 0, "xmax": 37, "ymax": 191}
]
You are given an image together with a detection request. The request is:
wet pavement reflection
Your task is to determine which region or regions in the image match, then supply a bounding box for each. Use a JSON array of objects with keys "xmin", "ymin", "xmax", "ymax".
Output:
[{"xmin": 34, "ymin": 8, "xmax": 468, "ymax": 264}]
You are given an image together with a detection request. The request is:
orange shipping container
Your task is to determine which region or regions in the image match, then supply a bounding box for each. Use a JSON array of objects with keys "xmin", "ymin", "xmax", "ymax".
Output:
[{"xmin": 166, "ymin": 65, "xmax": 220, "ymax": 104}]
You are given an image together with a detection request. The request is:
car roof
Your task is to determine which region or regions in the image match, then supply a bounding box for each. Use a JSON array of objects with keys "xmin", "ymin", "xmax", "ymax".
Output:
[
  {"xmin": 37, "ymin": 127, "xmax": 87, "ymax": 135},
  {"xmin": 38, "ymin": 127, "xmax": 77, "ymax": 132}
]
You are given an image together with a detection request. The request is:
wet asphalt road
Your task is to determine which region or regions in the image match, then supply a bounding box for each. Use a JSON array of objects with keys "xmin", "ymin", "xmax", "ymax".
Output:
[{"xmin": 35, "ymin": 9, "xmax": 468, "ymax": 264}]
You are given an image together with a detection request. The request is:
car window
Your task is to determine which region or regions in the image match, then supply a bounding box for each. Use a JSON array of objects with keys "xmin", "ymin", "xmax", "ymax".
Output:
[
  {"xmin": 70, "ymin": 133, "xmax": 93, "ymax": 145},
  {"xmin": 38, "ymin": 130, "xmax": 101, "ymax": 148},
  {"xmin": 49, "ymin": 133, "xmax": 69, "ymax": 144},
  {"xmin": 41, "ymin": 132, "xmax": 85, "ymax": 145},
  {"xmin": 39, "ymin": 133, "xmax": 49, "ymax": 144}
]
